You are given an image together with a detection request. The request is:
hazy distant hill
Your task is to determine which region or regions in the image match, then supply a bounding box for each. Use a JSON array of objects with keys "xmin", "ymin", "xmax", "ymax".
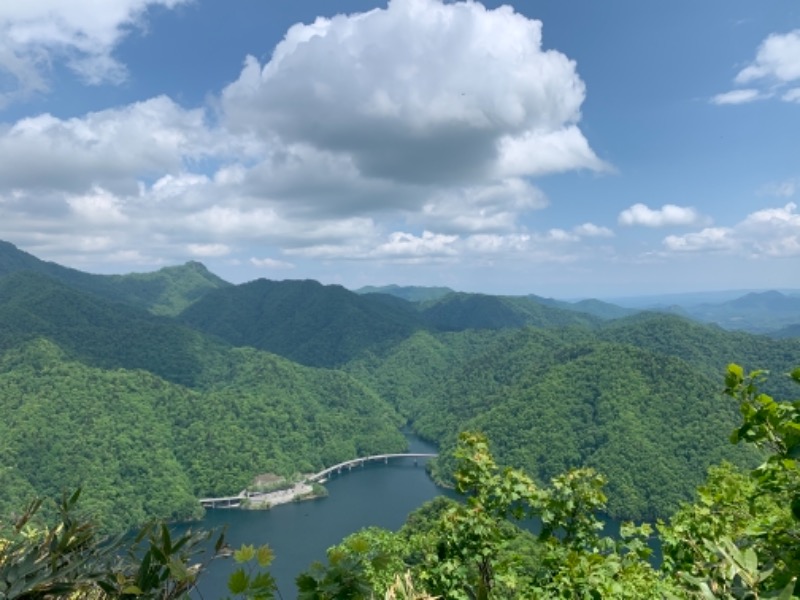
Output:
[
  {"xmin": 0, "ymin": 240, "xmax": 230, "ymax": 315},
  {"xmin": 603, "ymin": 288, "xmax": 800, "ymax": 334},
  {"xmin": 527, "ymin": 294, "xmax": 638, "ymax": 320},
  {"xmin": 605, "ymin": 289, "xmax": 786, "ymax": 307},
  {"xmin": 419, "ymin": 292, "xmax": 601, "ymax": 331},
  {"xmin": 769, "ymin": 323, "xmax": 800, "ymax": 339},
  {"xmin": 355, "ymin": 284, "xmax": 454, "ymax": 302},
  {"xmin": 681, "ymin": 290, "xmax": 800, "ymax": 333},
  {"xmin": 179, "ymin": 278, "xmax": 424, "ymax": 367},
  {"xmin": 355, "ymin": 284, "xmax": 637, "ymax": 321}
]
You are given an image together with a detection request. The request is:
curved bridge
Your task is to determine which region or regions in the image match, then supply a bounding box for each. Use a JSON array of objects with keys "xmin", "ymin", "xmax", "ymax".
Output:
[
  {"xmin": 307, "ymin": 453, "xmax": 438, "ymax": 483},
  {"xmin": 199, "ymin": 453, "xmax": 438, "ymax": 507}
]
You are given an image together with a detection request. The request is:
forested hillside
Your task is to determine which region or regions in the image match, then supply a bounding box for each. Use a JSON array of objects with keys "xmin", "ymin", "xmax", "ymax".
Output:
[
  {"xmin": 179, "ymin": 278, "xmax": 424, "ymax": 367},
  {"xmin": 0, "ymin": 339, "xmax": 405, "ymax": 531},
  {"xmin": 0, "ymin": 241, "xmax": 228, "ymax": 315},
  {"xmin": 0, "ymin": 272, "xmax": 231, "ymax": 387},
  {"xmin": 1, "ymin": 242, "xmax": 798, "ymax": 531},
  {"xmin": 346, "ymin": 316, "xmax": 800, "ymax": 520}
]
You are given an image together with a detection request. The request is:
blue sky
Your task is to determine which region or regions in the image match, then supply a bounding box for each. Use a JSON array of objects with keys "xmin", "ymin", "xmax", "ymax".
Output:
[{"xmin": 0, "ymin": 0, "xmax": 797, "ymax": 297}]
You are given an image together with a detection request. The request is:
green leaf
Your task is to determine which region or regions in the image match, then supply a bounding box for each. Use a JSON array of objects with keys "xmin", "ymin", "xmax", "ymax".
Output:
[
  {"xmin": 122, "ymin": 585, "xmax": 143, "ymax": 595},
  {"xmin": 234, "ymin": 544, "xmax": 256, "ymax": 564},
  {"xmin": 227, "ymin": 568, "xmax": 249, "ymax": 595},
  {"xmin": 742, "ymin": 547, "xmax": 758, "ymax": 574},
  {"xmin": 791, "ymin": 495, "xmax": 800, "ymax": 521},
  {"xmin": 256, "ymin": 545, "xmax": 274, "ymax": 568},
  {"xmin": 777, "ymin": 578, "xmax": 798, "ymax": 600},
  {"xmin": 167, "ymin": 557, "xmax": 189, "ymax": 582}
]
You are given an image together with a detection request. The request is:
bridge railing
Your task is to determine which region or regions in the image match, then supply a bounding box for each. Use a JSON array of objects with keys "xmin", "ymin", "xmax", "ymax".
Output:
[
  {"xmin": 306, "ymin": 453, "xmax": 437, "ymax": 482},
  {"xmin": 200, "ymin": 453, "xmax": 438, "ymax": 505}
]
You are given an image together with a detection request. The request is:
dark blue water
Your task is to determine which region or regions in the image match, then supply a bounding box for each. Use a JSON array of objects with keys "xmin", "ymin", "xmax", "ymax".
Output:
[
  {"xmin": 189, "ymin": 434, "xmax": 656, "ymax": 599},
  {"xmin": 192, "ymin": 435, "xmax": 449, "ymax": 599}
]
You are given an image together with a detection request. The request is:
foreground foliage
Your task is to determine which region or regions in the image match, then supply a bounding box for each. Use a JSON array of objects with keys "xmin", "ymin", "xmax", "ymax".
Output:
[
  {"xmin": 2, "ymin": 364, "xmax": 798, "ymax": 598},
  {"xmin": 300, "ymin": 364, "xmax": 800, "ymax": 599}
]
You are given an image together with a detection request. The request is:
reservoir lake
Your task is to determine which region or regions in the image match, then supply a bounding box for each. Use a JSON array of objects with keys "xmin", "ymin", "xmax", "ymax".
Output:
[
  {"xmin": 191, "ymin": 433, "xmax": 639, "ymax": 598},
  {"xmin": 193, "ymin": 434, "xmax": 450, "ymax": 598}
]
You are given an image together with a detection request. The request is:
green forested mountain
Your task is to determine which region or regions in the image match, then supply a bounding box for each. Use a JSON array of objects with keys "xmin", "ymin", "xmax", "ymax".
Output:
[
  {"xmin": 419, "ymin": 292, "xmax": 601, "ymax": 331},
  {"xmin": 346, "ymin": 316, "xmax": 799, "ymax": 520},
  {"xmin": 179, "ymin": 282, "xmax": 601, "ymax": 370},
  {"xmin": 2, "ymin": 241, "xmax": 797, "ymax": 531},
  {"xmin": 0, "ymin": 241, "xmax": 229, "ymax": 315},
  {"xmin": 101, "ymin": 261, "xmax": 231, "ymax": 316},
  {"xmin": 598, "ymin": 312, "xmax": 800, "ymax": 398},
  {"xmin": 527, "ymin": 294, "xmax": 639, "ymax": 320},
  {"xmin": 355, "ymin": 284, "xmax": 455, "ymax": 302},
  {"xmin": 0, "ymin": 271, "xmax": 231, "ymax": 387},
  {"xmin": 0, "ymin": 338, "xmax": 404, "ymax": 532},
  {"xmin": 354, "ymin": 285, "xmax": 638, "ymax": 322},
  {"xmin": 179, "ymin": 278, "xmax": 424, "ymax": 367}
]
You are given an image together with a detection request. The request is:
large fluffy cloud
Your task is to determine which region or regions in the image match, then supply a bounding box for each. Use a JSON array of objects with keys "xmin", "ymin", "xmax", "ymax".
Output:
[
  {"xmin": 0, "ymin": 0, "xmax": 610, "ymax": 272},
  {"xmin": 0, "ymin": 0, "xmax": 188, "ymax": 105},
  {"xmin": 221, "ymin": 0, "xmax": 606, "ymax": 186},
  {"xmin": 0, "ymin": 96, "xmax": 232, "ymax": 195}
]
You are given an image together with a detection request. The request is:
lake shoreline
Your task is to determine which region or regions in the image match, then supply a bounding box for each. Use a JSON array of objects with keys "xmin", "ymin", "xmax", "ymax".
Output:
[{"xmin": 242, "ymin": 482, "xmax": 327, "ymax": 509}]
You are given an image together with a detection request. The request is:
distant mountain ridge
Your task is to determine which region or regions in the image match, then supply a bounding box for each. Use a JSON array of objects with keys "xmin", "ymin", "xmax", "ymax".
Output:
[
  {"xmin": 602, "ymin": 287, "xmax": 800, "ymax": 335},
  {"xmin": 180, "ymin": 283, "xmax": 608, "ymax": 367},
  {"xmin": 355, "ymin": 283, "xmax": 638, "ymax": 321},
  {"xmin": 0, "ymin": 240, "xmax": 230, "ymax": 315},
  {"xmin": 679, "ymin": 290, "xmax": 800, "ymax": 334},
  {"xmin": 355, "ymin": 284, "xmax": 454, "ymax": 302}
]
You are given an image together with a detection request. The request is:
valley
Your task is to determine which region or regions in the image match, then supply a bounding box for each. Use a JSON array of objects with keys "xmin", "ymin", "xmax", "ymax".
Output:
[{"xmin": 1, "ymin": 240, "xmax": 798, "ymax": 531}]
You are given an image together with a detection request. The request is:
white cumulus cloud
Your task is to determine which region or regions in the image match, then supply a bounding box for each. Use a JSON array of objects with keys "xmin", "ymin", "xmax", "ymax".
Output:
[
  {"xmin": 187, "ymin": 243, "xmax": 231, "ymax": 257},
  {"xmin": 0, "ymin": 0, "xmax": 613, "ymax": 273},
  {"xmin": 0, "ymin": 96, "xmax": 221, "ymax": 195},
  {"xmin": 574, "ymin": 222, "xmax": 614, "ymax": 238},
  {"xmin": 663, "ymin": 228, "xmax": 735, "ymax": 252},
  {"xmin": 221, "ymin": 0, "xmax": 605, "ymax": 186},
  {"xmin": 663, "ymin": 203, "xmax": 800, "ymax": 257},
  {"xmin": 250, "ymin": 257, "xmax": 295, "ymax": 269},
  {"xmin": 710, "ymin": 89, "xmax": 764, "ymax": 105},
  {"xmin": 735, "ymin": 29, "xmax": 800, "ymax": 85},
  {"xmin": 783, "ymin": 88, "xmax": 800, "ymax": 103},
  {"xmin": 0, "ymin": 0, "xmax": 188, "ymax": 105},
  {"xmin": 417, "ymin": 178, "xmax": 547, "ymax": 234},
  {"xmin": 758, "ymin": 178, "xmax": 797, "ymax": 198},
  {"xmin": 714, "ymin": 30, "xmax": 800, "ymax": 106},
  {"xmin": 618, "ymin": 203, "xmax": 706, "ymax": 228}
]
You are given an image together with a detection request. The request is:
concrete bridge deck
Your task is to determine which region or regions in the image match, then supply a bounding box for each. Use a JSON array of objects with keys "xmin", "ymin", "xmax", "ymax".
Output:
[
  {"xmin": 306, "ymin": 453, "xmax": 438, "ymax": 482},
  {"xmin": 198, "ymin": 452, "xmax": 438, "ymax": 506}
]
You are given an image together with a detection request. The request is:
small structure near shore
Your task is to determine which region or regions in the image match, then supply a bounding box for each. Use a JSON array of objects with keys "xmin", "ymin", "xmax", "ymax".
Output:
[{"xmin": 200, "ymin": 452, "xmax": 437, "ymax": 510}]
